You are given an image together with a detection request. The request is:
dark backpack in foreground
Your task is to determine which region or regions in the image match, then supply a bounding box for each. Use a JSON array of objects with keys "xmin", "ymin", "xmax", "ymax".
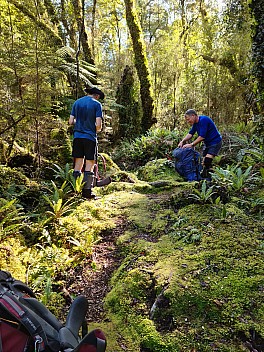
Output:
[
  {"xmin": 0, "ymin": 270, "xmax": 106, "ymax": 352},
  {"xmin": 172, "ymin": 147, "xmax": 202, "ymax": 181}
]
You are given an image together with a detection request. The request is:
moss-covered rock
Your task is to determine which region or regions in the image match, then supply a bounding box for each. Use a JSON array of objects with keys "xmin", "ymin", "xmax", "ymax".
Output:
[{"xmin": 137, "ymin": 158, "xmax": 182, "ymax": 183}]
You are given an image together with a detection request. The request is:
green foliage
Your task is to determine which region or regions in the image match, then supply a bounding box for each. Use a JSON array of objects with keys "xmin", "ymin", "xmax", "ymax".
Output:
[
  {"xmin": 112, "ymin": 128, "xmax": 180, "ymax": 170},
  {"xmin": 0, "ymin": 237, "xmax": 30, "ymax": 280},
  {"xmin": 28, "ymin": 241, "xmax": 74, "ymax": 301},
  {"xmin": 43, "ymin": 181, "xmax": 78, "ymax": 220},
  {"xmin": 0, "ymin": 198, "xmax": 26, "ymax": 239},
  {"xmin": 56, "ymin": 46, "xmax": 98, "ymax": 87},
  {"xmin": 212, "ymin": 164, "xmax": 255, "ymax": 193},
  {"xmin": 49, "ymin": 163, "xmax": 84, "ymax": 194},
  {"xmin": 188, "ymin": 180, "xmax": 216, "ymax": 204},
  {"xmin": 50, "ymin": 163, "xmax": 73, "ymax": 183},
  {"xmin": 39, "ymin": 276, "xmax": 65, "ymax": 317},
  {"xmin": 237, "ymin": 145, "xmax": 264, "ymax": 167}
]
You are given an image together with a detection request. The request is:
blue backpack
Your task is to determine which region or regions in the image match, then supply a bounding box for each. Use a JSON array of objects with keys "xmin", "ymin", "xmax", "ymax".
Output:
[{"xmin": 172, "ymin": 147, "xmax": 202, "ymax": 181}]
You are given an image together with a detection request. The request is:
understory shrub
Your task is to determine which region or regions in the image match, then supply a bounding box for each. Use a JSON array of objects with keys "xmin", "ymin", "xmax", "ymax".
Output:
[{"xmin": 111, "ymin": 128, "xmax": 180, "ymax": 170}]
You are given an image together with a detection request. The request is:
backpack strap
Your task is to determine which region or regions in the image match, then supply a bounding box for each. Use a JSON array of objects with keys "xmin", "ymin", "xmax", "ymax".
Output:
[
  {"xmin": 0, "ymin": 271, "xmax": 36, "ymax": 299},
  {"xmin": 71, "ymin": 329, "xmax": 106, "ymax": 352},
  {"xmin": 97, "ymin": 337, "xmax": 106, "ymax": 352},
  {"xmin": 0, "ymin": 328, "xmax": 2, "ymax": 352},
  {"xmin": 0, "ymin": 286, "xmax": 47, "ymax": 352}
]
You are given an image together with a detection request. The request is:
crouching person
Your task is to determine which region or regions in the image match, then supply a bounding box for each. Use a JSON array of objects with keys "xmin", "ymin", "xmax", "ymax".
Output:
[{"xmin": 178, "ymin": 109, "xmax": 222, "ymax": 179}]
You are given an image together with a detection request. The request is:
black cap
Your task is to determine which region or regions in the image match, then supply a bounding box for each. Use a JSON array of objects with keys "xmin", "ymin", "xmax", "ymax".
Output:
[{"xmin": 84, "ymin": 86, "xmax": 105, "ymax": 100}]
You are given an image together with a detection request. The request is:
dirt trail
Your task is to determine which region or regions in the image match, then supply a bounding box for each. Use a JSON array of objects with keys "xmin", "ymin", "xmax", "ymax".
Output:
[
  {"xmin": 66, "ymin": 217, "xmax": 127, "ymax": 322},
  {"xmin": 65, "ymin": 192, "xmax": 167, "ymax": 323}
]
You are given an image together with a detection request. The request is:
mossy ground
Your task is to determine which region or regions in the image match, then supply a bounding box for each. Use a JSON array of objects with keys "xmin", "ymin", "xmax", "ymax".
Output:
[
  {"xmin": 97, "ymin": 161, "xmax": 264, "ymax": 351},
  {"xmin": 1, "ymin": 158, "xmax": 263, "ymax": 351}
]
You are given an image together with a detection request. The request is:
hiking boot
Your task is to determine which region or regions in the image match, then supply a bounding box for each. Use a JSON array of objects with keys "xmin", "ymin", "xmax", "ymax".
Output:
[
  {"xmin": 82, "ymin": 189, "xmax": 101, "ymax": 200},
  {"xmin": 201, "ymin": 167, "xmax": 208, "ymax": 179},
  {"xmin": 201, "ymin": 167, "xmax": 213, "ymax": 181},
  {"xmin": 82, "ymin": 189, "xmax": 97, "ymax": 200},
  {"xmin": 82, "ymin": 189, "xmax": 96, "ymax": 199},
  {"xmin": 82, "ymin": 172, "xmax": 98, "ymax": 199}
]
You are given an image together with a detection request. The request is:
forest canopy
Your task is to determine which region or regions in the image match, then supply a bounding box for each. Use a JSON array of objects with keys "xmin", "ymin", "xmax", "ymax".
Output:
[{"xmin": 0, "ymin": 0, "xmax": 263, "ymax": 161}]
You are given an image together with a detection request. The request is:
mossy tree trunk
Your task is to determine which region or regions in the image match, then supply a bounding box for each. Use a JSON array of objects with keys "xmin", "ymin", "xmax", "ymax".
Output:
[
  {"xmin": 124, "ymin": 0, "xmax": 155, "ymax": 133},
  {"xmin": 60, "ymin": 0, "xmax": 76, "ymax": 47},
  {"xmin": 116, "ymin": 65, "xmax": 141, "ymax": 139},
  {"xmin": 250, "ymin": 0, "xmax": 264, "ymax": 119}
]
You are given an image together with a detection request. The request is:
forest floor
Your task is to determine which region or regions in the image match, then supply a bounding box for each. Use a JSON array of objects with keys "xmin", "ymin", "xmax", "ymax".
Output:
[
  {"xmin": 65, "ymin": 216, "xmax": 128, "ymax": 323},
  {"xmin": 58, "ymin": 183, "xmax": 264, "ymax": 352},
  {"xmin": 64, "ymin": 191, "xmax": 168, "ymax": 323}
]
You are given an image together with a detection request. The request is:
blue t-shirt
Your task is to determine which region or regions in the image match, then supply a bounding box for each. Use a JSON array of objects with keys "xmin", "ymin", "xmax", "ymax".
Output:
[
  {"xmin": 71, "ymin": 96, "xmax": 102, "ymax": 141},
  {"xmin": 189, "ymin": 115, "xmax": 222, "ymax": 146}
]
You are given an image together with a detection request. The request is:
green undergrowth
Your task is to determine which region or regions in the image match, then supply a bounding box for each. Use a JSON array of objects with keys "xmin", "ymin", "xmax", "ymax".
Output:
[
  {"xmin": 99, "ymin": 179, "xmax": 264, "ymax": 351},
  {"xmin": 137, "ymin": 158, "xmax": 182, "ymax": 183},
  {"xmin": 101, "ymin": 191, "xmax": 263, "ymax": 351},
  {"xmin": 1, "ymin": 145, "xmax": 263, "ymax": 351}
]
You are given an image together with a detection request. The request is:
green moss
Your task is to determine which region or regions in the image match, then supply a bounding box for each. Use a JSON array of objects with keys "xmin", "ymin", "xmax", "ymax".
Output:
[
  {"xmin": 97, "ymin": 153, "xmax": 121, "ymax": 176},
  {"xmin": 104, "ymin": 185, "xmax": 264, "ymax": 351},
  {"xmin": 0, "ymin": 166, "xmax": 30, "ymax": 189},
  {"xmin": 1, "ymin": 135, "xmax": 263, "ymax": 352},
  {"xmin": 137, "ymin": 158, "xmax": 182, "ymax": 182},
  {"xmin": 0, "ymin": 237, "xmax": 30, "ymax": 281}
]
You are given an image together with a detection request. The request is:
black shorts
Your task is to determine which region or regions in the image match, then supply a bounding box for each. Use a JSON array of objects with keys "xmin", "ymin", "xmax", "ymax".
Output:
[
  {"xmin": 202, "ymin": 141, "xmax": 222, "ymax": 157},
  {"xmin": 72, "ymin": 138, "xmax": 97, "ymax": 160}
]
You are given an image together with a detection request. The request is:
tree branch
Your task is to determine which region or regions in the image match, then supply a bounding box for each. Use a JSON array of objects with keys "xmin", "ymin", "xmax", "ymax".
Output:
[{"xmin": 9, "ymin": 0, "xmax": 63, "ymax": 46}]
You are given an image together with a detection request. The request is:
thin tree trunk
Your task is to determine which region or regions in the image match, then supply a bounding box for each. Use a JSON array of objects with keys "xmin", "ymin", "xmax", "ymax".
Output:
[
  {"xmin": 71, "ymin": 0, "xmax": 94, "ymax": 65},
  {"xmin": 250, "ymin": 0, "xmax": 264, "ymax": 115},
  {"xmin": 2, "ymin": 4, "xmax": 26, "ymax": 156},
  {"xmin": 60, "ymin": 0, "xmax": 76, "ymax": 47},
  {"xmin": 124, "ymin": 0, "xmax": 155, "ymax": 132},
  {"xmin": 91, "ymin": 0, "xmax": 97, "ymax": 56},
  {"xmin": 34, "ymin": 0, "xmax": 41, "ymax": 172}
]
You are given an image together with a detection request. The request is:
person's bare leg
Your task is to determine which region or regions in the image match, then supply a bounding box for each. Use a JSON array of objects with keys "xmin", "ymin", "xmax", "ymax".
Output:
[
  {"xmin": 74, "ymin": 158, "xmax": 85, "ymax": 172},
  {"xmin": 85, "ymin": 159, "xmax": 95, "ymax": 172}
]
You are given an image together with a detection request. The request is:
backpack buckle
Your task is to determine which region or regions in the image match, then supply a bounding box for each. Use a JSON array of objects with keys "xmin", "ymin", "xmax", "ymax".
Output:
[{"xmin": 34, "ymin": 336, "xmax": 43, "ymax": 352}]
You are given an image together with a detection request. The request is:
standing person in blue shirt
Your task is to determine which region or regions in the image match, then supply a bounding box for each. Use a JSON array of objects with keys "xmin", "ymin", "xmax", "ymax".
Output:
[
  {"xmin": 178, "ymin": 109, "xmax": 222, "ymax": 179},
  {"xmin": 69, "ymin": 87, "xmax": 105, "ymax": 199}
]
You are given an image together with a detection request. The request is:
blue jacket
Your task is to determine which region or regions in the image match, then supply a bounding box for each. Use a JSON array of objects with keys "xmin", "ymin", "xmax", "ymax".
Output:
[{"xmin": 189, "ymin": 115, "xmax": 222, "ymax": 146}]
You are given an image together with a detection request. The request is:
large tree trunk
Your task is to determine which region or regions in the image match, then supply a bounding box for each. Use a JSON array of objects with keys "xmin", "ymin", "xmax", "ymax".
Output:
[
  {"xmin": 116, "ymin": 65, "xmax": 141, "ymax": 139},
  {"xmin": 124, "ymin": 0, "xmax": 155, "ymax": 132}
]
